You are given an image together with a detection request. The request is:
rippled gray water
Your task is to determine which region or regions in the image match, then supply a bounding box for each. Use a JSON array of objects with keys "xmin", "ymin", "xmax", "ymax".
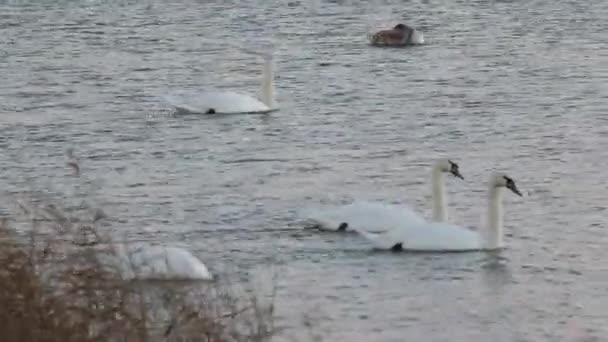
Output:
[{"xmin": 1, "ymin": 0, "xmax": 607, "ymax": 340}]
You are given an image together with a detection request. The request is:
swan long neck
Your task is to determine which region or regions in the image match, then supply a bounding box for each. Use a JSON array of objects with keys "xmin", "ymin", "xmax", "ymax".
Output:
[
  {"xmin": 260, "ymin": 56, "xmax": 275, "ymax": 108},
  {"xmin": 431, "ymin": 166, "xmax": 447, "ymax": 222},
  {"xmin": 485, "ymin": 185, "xmax": 504, "ymax": 249}
]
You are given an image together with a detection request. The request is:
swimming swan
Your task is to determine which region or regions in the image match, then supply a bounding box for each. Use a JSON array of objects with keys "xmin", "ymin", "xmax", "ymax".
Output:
[
  {"xmin": 113, "ymin": 244, "xmax": 213, "ymax": 281},
  {"xmin": 167, "ymin": 53, "xmax": 276, "ymax": 114},
  {"xmin": 302, "ymin": 159, "xmax": 464, "ymax": 232},
  {"xmin": 368, "ymin": 23, "xmax": 425, "ymax": 47},
  {"xmin": 355, "ymin": 172, "xmax": 523, "ymax": 252}
]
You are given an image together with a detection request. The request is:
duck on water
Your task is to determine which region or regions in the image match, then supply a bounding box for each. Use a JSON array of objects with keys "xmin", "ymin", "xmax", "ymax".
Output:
[{"xmin": 368, "ymin": 23, "xmax": 425, "ymax": 47}]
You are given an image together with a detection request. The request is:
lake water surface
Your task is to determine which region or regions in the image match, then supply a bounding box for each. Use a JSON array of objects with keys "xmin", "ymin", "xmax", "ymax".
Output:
[{"xmin": 1, "ymin": 0, "xmax": 607, "ymax": 340}]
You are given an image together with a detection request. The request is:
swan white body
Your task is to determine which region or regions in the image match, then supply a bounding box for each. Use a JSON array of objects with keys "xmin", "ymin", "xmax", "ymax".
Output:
[
  {"xmin": 302, "ymin": 159, "xmax": 463, "ymax": 232},
  {"xmin": 168, "ymin": 91, "xmax": 272, "ymax": 114},
  {"xmin": 113, "ymin": 245, "xmax": 213, "ymax": 281},
  {"xmin": 302, "ymin": 200, "xmax": 426, "ymax": 232},
  {"xmin": 354, "ymin": 172, "xmax": 523, "ymax": 252},
  {"xmin": 167, "ymin": 54, "xmax": 276, "ymax": 114}
]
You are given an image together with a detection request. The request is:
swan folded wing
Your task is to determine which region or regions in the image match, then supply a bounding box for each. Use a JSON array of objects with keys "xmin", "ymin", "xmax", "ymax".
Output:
[
  {"xmin": 355, "ymin": 228, "xmax": 408, "ymax": 250},
  {"xmin": 302, "ymin": 201, "xmax": 425, "ymax": 232},
  {"xmin": 117, "ymin": 246, "xmax": 213, "ymax": 280},
  {"xmin": 344, "ymin": 201, "xmax": 425, "ymax": 232},
  {"xmin": 169, "ymin": 91, "xmax": 270, "ymax": 114},
  {"xmin": 400, "ymin": 222, "xmax": 483, "ymax": 251},
  {"xmin": 354, "ymin": 221, "xmax": 483, "ymax": 252}
]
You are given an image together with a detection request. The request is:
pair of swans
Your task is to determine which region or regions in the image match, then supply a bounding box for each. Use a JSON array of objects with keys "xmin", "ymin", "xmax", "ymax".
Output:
[
  {"xmin": 166, "ymin": 52, "xmax": 277, "ymax": 115},
  {"xmin": 303, "ymin": 159, "xmax": 523, "ymax": 252},
  {"xmin": 304, "ymin": 159, "xmax": 463, "ymax": 232}
]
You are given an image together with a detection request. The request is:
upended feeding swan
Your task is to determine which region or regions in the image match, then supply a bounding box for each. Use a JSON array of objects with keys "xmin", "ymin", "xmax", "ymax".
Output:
[
  {"xmin": 111, "ymin": 244, "xmax": 213, "ymax": 281},
  {"xmin": 368, "ymin": 23, "xmax": 425, "ymax": 47},
  {"xmin": 354, "ymin": 172, "xmax": 523, "ymax": 252},
  {"xmin": 301, "ymin": 159, "xmax": 464, "ymax": 232},
  {"xmin": 166, "ymin": 53, "xmax": 277, "ymax": 114}
]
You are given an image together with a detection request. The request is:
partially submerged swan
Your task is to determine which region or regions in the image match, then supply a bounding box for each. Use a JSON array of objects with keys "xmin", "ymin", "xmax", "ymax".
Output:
[
  {"xmin": 167, "ymin": 53, "xmax": 277, "ymax": 114},
  {"xmin": 112, "ymin": 244, "xmax": 213, "ymax": 281},
  {"xmin": 368, "ymin": 23, "xmax": 425, "ymax": 47},
  {"xmin": 354, "ymin": 172, "xmax": 523, "ymax": 252},
  {"xmin": 301, "ymin": 159, "xmax": 464, "ymax": 232}
]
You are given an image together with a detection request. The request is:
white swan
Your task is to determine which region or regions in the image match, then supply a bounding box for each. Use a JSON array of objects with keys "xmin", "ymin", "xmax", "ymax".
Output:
[
  {"xmin": 302, "ymin": 159, "xmax": 464, "ymax": 232},
  {"xmin": 167, "ymin": 53, "xmax": 276, "ymax": 114},
  {"xmin": 112, "ymin": 244, "xmax": 213, "ymax": 281},
  {"xmin": 354, "ymin": 172, "xmax": 523, "ymax": 252}
]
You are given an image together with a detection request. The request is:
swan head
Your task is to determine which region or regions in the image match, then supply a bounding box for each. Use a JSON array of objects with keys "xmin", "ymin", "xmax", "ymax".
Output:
[
  {"xmin": 435, "ymin": 159, "xmax": 464, "ymax": 180},
  {"xmin": 491, "ymin": 173, "xmax": 523, "ymax": 196}
]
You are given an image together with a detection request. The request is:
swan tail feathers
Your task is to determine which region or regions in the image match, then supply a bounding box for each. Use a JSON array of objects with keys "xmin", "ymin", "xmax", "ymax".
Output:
[{"xmin": 354, "ymin": 228, "xmax": 399, "ymax": 250}]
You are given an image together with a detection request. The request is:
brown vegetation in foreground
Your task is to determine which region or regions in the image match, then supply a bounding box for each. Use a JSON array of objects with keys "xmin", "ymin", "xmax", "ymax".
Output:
[{"xmin": 0, "ymin": 199, "xmax": 275, "ymax": 342}]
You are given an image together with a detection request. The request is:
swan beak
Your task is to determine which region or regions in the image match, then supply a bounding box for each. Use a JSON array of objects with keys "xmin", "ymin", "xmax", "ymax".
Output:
[
  {"xmin": 451, "ymin": 169, "xmax": 464, "ymax": 180},
  {"xmin": 508, "ymin": 183, "xmax": 523, "ymax": 197}
]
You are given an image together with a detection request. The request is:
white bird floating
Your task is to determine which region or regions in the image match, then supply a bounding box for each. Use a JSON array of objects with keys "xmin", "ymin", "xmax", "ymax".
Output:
[
  {"xmin": 353, "ymin": 172, "xmax": 523, "ymax": 252},
  {"xmin": 301, "ymin": 159, "xmax": 464, "ymax": 232},
  {"xmin": 112, "ymin": 244, "xmax": 213, "ymax": 281},
  {"xmin": 166, "ymin": 53, "xmax": 277, "ymax": 115}
]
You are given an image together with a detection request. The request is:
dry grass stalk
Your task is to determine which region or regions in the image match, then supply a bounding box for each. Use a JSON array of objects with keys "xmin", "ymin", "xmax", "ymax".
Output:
[{"xmin": 0, "ymin": 197, "xmax": 276, "ymax": 342}]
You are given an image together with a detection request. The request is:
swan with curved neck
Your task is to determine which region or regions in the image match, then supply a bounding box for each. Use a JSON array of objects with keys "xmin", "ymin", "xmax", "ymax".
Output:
[
  {"xmin": 167, "ymin": 53, "xmax": 277, "ymax": 115},
  {"xmin": 368, "ymin": 23, "xmax": 425, "ymax": 47},
  {"xmin": 113, "ymin": 244, "xmax": 214, "ymax": 281},
  {"xmin": 431, "ymin": 159, "xmax": 463, "ymax": 222},
  {"xmin": 302, "ymin": 158, "xmax": 464, "ymax": 232},
  {"xmin": 354, "ymin": 172, "xmax": 523, "ymax": 252}
]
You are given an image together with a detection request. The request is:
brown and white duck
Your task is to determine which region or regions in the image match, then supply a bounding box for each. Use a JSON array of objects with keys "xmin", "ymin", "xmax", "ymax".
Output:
[{"xmin": 368, "ymin": 23, "xmax": 425, "ymax": 47}]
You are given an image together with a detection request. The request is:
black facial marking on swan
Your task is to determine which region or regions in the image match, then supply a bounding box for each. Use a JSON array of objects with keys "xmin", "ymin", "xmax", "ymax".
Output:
[
  {"xmin": 391, "ymin": 243, "xmax": 403, "ymax": 252},
  {"xmin": 206, "ymin": 108, "xmax": 216, "ymax": 114},
  {"xmin": 449, "ymin": 160, "xmax": 464, "ymax": 179},
  {"xmin": 503, "ymin": 175, "xmax": 523, "ymax": 196},
  {"xmin": 338, "ymin": 222, "xmax": 348, "ymax": 231}
]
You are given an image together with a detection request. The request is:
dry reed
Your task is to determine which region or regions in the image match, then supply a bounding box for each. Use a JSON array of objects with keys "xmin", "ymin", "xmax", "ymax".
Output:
[{"xmin": 0, "ymin": 197, "xmax": 275, "ymax": 342}]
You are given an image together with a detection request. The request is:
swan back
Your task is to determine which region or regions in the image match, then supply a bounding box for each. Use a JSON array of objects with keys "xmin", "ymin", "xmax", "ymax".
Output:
[
  {"xmin": 166, "ymin": 91, "xmax": 271, "ymax": 114},
  {"xmin": 356, "ymin": 221, "xmax": 483, "ymax": 251},
  {"xmin": 302, "ymin": 201, "xmax": 425, "ymax": 232},
  {"xmin": 114, "ymin": 245, "xmax": 213, "ymax": 281}
]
